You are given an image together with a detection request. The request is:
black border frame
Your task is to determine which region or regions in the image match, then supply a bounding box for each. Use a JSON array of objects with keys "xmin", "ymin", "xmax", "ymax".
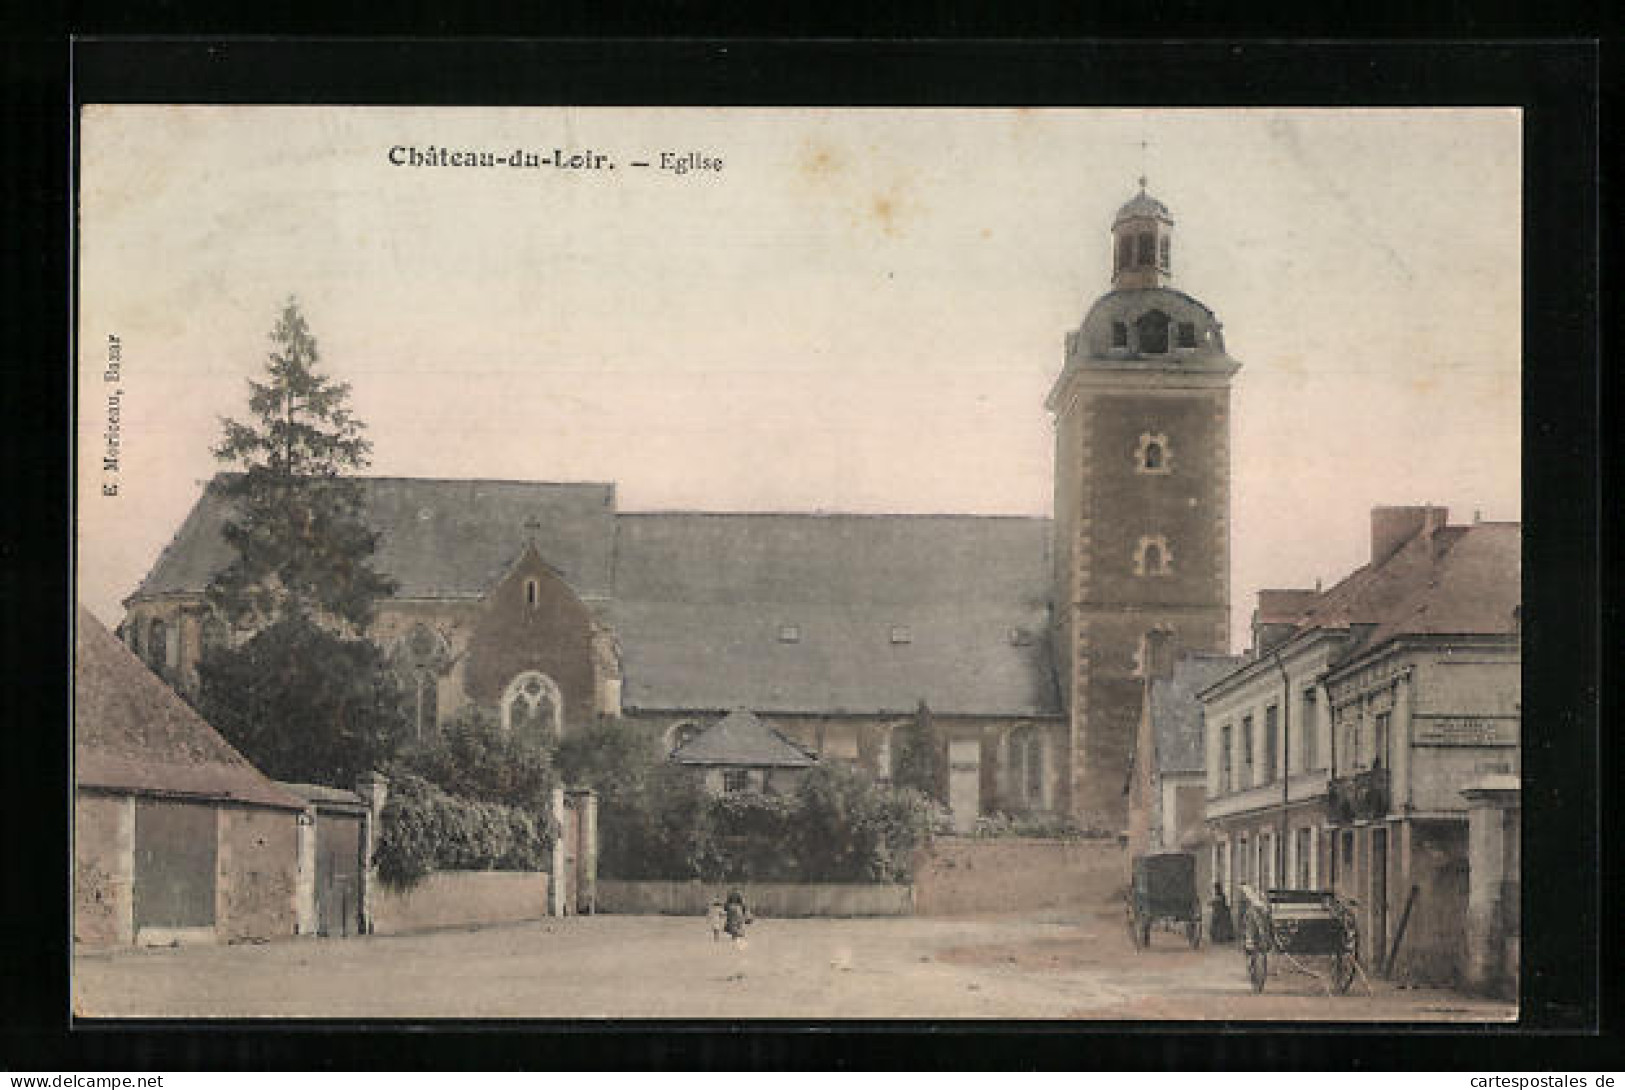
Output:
[{"xmin": 2, "ymin": 36, "xmax": 1605, "ymax": 1070}]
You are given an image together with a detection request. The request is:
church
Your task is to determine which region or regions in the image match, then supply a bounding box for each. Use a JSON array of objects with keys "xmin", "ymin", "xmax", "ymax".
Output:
[{"xmin": 119, "ymin": 185, "xmax": 1240, "ymax": 833}]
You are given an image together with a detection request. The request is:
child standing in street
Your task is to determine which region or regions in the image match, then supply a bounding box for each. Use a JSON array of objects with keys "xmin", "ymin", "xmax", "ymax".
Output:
[{"xmin": 706, "ymin": 898, "xmax": 725, "ymax": 942}]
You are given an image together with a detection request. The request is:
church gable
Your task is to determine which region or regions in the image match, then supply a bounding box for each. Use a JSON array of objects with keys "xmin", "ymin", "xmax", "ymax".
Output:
[{"xmin": 462, "ymin": 542, "xmax": 600, "ymax": 737}]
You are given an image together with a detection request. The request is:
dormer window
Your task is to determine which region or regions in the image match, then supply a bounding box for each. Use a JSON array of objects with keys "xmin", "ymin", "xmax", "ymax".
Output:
[
  {"xmin": 1134, "ymin": 534, "xmax": 1173, "ymax": 577},
  {"xmin": 1111, "ymin": 321, "xmax": 1128, "ymax": 348},
  {"xmin": 778, "ymin": 624, "xmax": 801, "ymax": 644},
  {"xmin": 1135, "ymin": 309, "xmax": 1170, "ymax": 354},
  {"xmin": 890, "ymin": 625, "xmax": 912, "ymax": 645}
]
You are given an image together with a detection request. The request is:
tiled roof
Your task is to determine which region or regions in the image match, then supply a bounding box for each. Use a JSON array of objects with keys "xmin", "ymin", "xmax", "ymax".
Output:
[
  {"xmin": 1364, "ymin": 522, "xmax": 1520, "ymax": 644},
  {"xmin": 1150, "ymin": 652, "xmax": 1245, "ymax": 774},
  {"xmin": 74, "ymin": 605, "xmax": 306, "ymax": 810},
  {"xmin": 669, "ymin": 708, "xmax": 818, "ymax": 768},
  {"xmin": 610, "ymin": 512, "xmax": 1060, "ymax": 716}
]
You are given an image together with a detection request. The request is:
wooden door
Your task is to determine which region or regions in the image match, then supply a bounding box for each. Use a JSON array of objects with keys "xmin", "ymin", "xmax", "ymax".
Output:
[
  {"xmin": 133, "ymin": 800, "xmax": 216, "ymax": 933},
  {"xmin": 316, "ymin": 813, "xmax": 362, "ymax": 937}
]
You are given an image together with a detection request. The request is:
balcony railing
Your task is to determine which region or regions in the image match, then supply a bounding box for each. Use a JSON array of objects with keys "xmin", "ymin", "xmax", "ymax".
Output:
[{"xmin": 1327, "ymin": 767, "xmax": 1390, "ymax": 824}]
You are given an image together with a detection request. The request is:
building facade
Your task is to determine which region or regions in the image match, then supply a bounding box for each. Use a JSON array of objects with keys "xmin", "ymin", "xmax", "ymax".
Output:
[
  {"xmin": 120, "ymin": 186, "xmax": 1238, "ymax": 831},
  {"xmin": 1200, "ymin": 508, "xmax": 1520, "ymax": 989}
]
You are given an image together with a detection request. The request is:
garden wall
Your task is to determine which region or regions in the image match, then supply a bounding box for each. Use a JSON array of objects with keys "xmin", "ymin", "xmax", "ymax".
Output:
[
  {"xmin": 372, "ymin": 870, "xmax": 549, "ymax": 935},
  {"xmin": 596, "ymin": 880, "xmax": 914, "ymax": 917},
  {"xmin": 911, "ymin": 837, "xmax": 1126, "ymax": 916}
]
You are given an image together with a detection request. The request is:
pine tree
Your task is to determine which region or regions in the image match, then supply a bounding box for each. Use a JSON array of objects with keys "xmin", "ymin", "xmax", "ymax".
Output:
[{"xmin": 207, "ymin": 298, "xmax": 396, "ymax": 631}]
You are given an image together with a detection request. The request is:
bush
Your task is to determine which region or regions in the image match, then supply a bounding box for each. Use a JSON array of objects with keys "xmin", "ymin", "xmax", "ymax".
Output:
[
  {"xmin": 793, "ymin": 765, "xmax": 934, "ymax": 883},
  {"xmin": 393, "ymin": 705, "xmax": 557, "ymax": 819},
  {"xmin": 969, "ymin": 811, "xmax": 1111, "ymax": 840},
  {"xmin": 374, "ymin": 771, "xmax": 556, "ymax": 890}
]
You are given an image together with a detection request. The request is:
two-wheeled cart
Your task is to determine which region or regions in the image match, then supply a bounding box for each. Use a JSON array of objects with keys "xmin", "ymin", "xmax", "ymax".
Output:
[{"xmin": 1238, "ymin": 885, "xmax": 1365, "ymax": 995}]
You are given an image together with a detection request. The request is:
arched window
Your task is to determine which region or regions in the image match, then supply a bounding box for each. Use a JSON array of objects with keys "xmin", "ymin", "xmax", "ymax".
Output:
[
  {"xmin": 1111, "ymin": 320, "xmax": 1128, "ymax": 348},
  {"xmin": 502, "ymin": 671, "xmax": 562, "ymax": 741},
  {"xmin": 1135, "ymin": 309, "xmax": 1170, "ymax": 354},
  {"xmin": 1116, "ymin": 235, "xmax": 1132, "ymax": 273},
  {"xmin": 1136, "ymin": 232, "xmax": 1155, "ymax": 266},
  {"xmin": 1134, "ymin": 534, "xmax": 1173, "ymax": 577},
  {"xmin": 1135, "ymin": 431, "xmax": 1172, "ymax": 474}
]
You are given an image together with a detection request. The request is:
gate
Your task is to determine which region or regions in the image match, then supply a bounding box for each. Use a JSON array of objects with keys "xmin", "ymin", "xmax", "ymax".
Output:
[
  {"xmin": 316, "ymin": 812, "xmax": 362, "ymax": 937},
  {"xmin": 133, "ymin": 799, "xmax": 216, "ymax": 934}
]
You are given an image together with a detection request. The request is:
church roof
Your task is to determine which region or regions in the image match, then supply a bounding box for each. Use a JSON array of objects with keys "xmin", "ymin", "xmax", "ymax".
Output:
[
  {"xmin": 610, "ymin": 512, "xmax": 1060, "ymax": 717},
  {"xmin": 133, "ymin": 476, "xmax": 618, "ymax": 602},
  {"xmin": 1150, "ymin": 652, "xmax": 1245, "ymax": 774},
  {"xmin": 669, "ymin": 708, "xmax": 818, "ymax": 768},
  {"xmin": 74, "ymin": 605, "xmax": 306, "ymax": 810},
  {"xmin": 130, "ymin": 477, "xmax": 1063, "ymax": 719}
]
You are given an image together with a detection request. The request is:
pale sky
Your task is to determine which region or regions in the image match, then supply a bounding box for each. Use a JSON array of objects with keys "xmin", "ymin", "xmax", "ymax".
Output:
[{"xmin": 76, "ymin": 107, "xmax": 1521, "ymax": 650}]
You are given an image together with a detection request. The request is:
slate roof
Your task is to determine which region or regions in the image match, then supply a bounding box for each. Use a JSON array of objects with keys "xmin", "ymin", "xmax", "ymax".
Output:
[
  {"xmin": 1150, "ymin": 652, "xmax": 1245, "ymax": 774},
  {"xmin": 1364, "ymin": 522, "xmax": 1520, "ymax": 645},
  {"xmin": 74, "ymin": 605, "xmax": 306, "ymax": 810},
  {"xmin": 133, "ymin": 476, "xmax": 618, "ymax": 602},
  {"xmin": 610, "ymin": 512, "xmax": 1060, "ymax": 716},
  {"xmin": 129, "ymin": 477, "xmax": 1063, "ymax": 719},
  {"xmin": 669, "ymin": 708, "xmax": 818, "ymax": 768}
]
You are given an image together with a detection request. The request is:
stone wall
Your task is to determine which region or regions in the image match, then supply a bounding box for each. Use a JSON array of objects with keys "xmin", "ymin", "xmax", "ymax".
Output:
[
  {"xmin": 372, "ymin": 870, "xmax": 549, "ymax": 935},
  {"xmin": 216, "ymin": 804, "xmax": 301, "ymax": 943},
  {"xmin": 74, "ymin": 791, "xmax": 132, "ymax": 947},
  {"xmin": 911, "ymin": 836, "xmax": 1126, "ymax": 916},
  {"xmin": 596, "ymin": 880, "xmax": 914, "ymax": 917}
]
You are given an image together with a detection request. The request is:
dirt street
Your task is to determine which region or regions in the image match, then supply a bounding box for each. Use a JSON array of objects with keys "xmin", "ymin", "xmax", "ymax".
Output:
[{"xmin": 73, "ymin": 907, "xmax": 1515, "ymax": 1021}]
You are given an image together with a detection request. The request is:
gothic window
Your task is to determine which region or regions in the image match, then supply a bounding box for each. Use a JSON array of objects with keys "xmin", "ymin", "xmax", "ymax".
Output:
[
  {"xmin": 1111, "ymin": 321, "xmax": 1128, "ymax": 348},
  {"xmin": 146, "ymin": 618, "xmax": 169, "ymax": 670},
  {"xmin": 1136, "ymin": 232, "xmax": 1155, "ymax": 266},
  {"xmin": 410, "ymin": 670, "xmax": 440, "ymax": 741},
  {"xmin": 1135, "ymin": 309, "xmax": 1170, "ymax": 354},
  {"xmin": 501, "ymin": 671, "xmax": 562, "ymax": 742},
  {"xmin": 1159, "ymin": 235, "xmax": 1171, "ymax": 271},
  {"xmin": 1134, "ymin": 432, "xmax": 1171, "ymax": 474},
  {"xmin": 1177, "ymin": 321, "xmax": 1197, "ymax": 348},
  {"xmin": 1134, "ymin": 534, "xmax": 1172, "ymax": 576}
]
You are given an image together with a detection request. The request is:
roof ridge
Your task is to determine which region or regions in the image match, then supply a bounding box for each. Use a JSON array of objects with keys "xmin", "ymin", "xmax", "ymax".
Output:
[{"xmin": 617, "ymin": 510, "xmax": 1052, "ymax": 522}]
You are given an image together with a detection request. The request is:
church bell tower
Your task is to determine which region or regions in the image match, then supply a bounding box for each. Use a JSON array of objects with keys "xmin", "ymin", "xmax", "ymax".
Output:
[{"xmin": 1047, "ymin": 182, "xmax": 1240, "ymax": 829}]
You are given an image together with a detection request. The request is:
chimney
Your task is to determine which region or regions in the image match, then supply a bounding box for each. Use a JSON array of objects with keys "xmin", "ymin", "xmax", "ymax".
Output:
[
  {"xmin": 1370, "ymin": 505, "xmax": 1449, "ymax": 564},
  {"xmin": 1251, "ymin": 588, "xmax": 1318, "ymax": 655}
]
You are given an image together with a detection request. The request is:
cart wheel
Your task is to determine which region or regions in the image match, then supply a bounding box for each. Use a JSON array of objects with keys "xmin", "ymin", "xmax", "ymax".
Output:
[
  {"xmin": 1247, "ymin": 948, "xmax": 1267, "ymax": 993},
  {"xmin": 1331, "ymin": 951, "xmax": 1356, "ymax": 995},
  {"xmin": 1187, "ymin": 920, "xmax": 1202, "ymax": 949}
]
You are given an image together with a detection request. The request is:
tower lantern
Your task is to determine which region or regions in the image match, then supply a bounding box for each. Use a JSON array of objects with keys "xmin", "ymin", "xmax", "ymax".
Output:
[{"xmin": 1111, "ymin": 178, "xmax": 1175, "ymax": 291}]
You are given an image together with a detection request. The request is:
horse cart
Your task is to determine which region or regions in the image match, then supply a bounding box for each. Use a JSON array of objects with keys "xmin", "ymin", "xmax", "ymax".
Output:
[
  {"xmin": 1125, "ymin": 850, "xmax": 1203, "ymax": 950},
  {"xmin": 1238, "ymin": 885, "xmax": 1364, "ymax": 994}
]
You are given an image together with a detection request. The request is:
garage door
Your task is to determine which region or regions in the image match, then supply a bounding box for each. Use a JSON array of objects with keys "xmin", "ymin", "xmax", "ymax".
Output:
[{"xmin": 133, "ymin": 799, "xmax": 217, "ymax": 932}]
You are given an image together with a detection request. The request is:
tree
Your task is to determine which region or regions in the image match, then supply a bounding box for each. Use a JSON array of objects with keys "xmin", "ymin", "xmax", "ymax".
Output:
[
  {"xmin": 207, "ymin": 298, "xmax": 395, "ymax": 632},
  {"xmin": 393, "ymin": 705, "xmax": 558, "ymax": 819},
  {"xmin": 194, "ymin": 612, "xmax": 409, "ymax": 785},
  {"xmin": 891, "ymin": 699, "xmax": 948, "ymax": 804}
]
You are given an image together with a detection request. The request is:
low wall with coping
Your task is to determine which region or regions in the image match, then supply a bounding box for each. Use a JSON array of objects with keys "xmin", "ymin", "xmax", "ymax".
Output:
[
  {"xmin": 911, "ymin": 837, "xmax": 1127, "ymax": 916},
  {"xmin": 596, "ymin": 879, "xmax": 914, "ymax": 917},
  {"xmin": 372, "ymin": 870, "xmax": 549, "ymax": 935}
]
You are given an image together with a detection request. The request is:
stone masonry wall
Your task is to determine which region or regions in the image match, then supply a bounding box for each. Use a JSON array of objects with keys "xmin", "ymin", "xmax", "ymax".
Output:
[
  {"xmin": 372, "ymin": 870, "xmax": 549, "ymax": 935},
  {"xmin": 74, "ymin": 791, "xmax": 132, "ymax": 947},
  {"xmin": 911, "ymin": 836, "xmax": 1126, "ymax": 916}
]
